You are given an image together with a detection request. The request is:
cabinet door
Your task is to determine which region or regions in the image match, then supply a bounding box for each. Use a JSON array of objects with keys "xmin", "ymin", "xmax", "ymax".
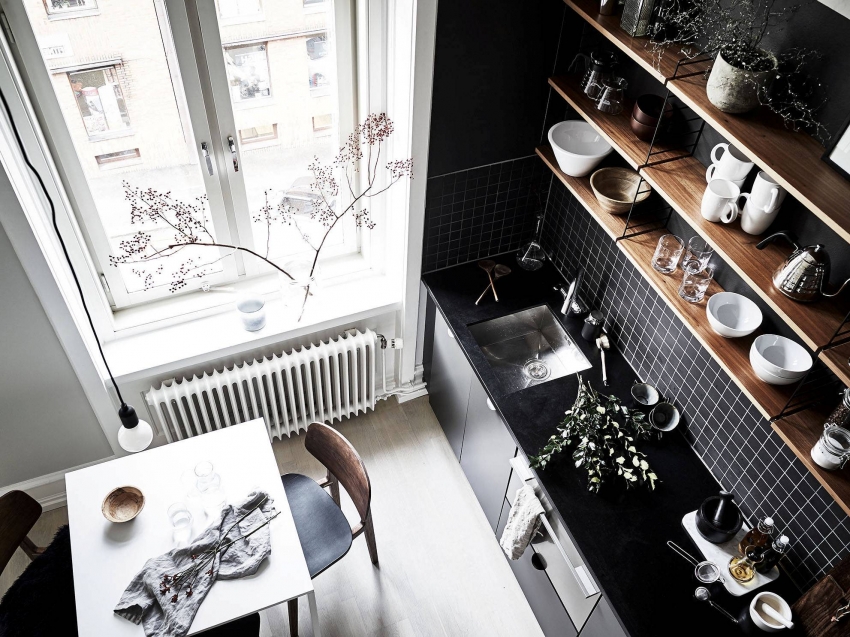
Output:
[
  {"xmin": 428, "ymin": 311, "xmax": 472, "ymax": 460},
  {"xmin": 497, "ymin": 499, "xmax": 578, "ymax": 637},
  {"xmin": 580, "ymin": 597, "xmax": 627, "ymax": 637},
  {"xmin": 461, "ymin": 379, "xmax": 517, "ymax": 530}
]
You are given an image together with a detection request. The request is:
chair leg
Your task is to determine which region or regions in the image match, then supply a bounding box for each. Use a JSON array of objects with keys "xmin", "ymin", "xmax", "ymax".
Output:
[
  {"xmin": 364, "ymin": 514, "xmax": 378, "ymax": 566},
  {"xmin": 288, "ymin": 598, "xmax": 298, "ymax": 637},
  {"xmin": 327, "ymin": 471, "xmax": 340, "ymax": 507}
]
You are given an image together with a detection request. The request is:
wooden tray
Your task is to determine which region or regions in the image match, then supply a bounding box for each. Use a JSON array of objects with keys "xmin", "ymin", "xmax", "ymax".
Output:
[{"xmin": 682, "ymin": 511, "xmax": 780, "ymax": 597}]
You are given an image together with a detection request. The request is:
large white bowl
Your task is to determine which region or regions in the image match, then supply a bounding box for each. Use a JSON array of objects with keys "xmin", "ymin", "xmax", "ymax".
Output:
[
  {"xmin": 706, "ymin": 292, "xmax": 763, "ymax": 338},
  {"xmin": 750, "ymin": 355, "xmax": 799, "ymax": 385},
  {"xmin": 548, "ymin": 121, "xmax": 613, "ymax": 177},
  {"xmin": 751, "ymin": 334, "xmax": 812, "ymax": 380}
]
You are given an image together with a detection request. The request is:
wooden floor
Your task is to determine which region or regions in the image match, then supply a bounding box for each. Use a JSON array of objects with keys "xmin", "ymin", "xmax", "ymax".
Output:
[{"xmin": 1, "ymin": 397, "xmax": 544, "ymax": 637}]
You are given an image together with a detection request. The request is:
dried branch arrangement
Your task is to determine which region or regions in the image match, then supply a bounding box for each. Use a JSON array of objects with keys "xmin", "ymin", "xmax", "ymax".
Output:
[{"xmin": 110, "ymin": 113, "xmax": 413, "ymax": 319}]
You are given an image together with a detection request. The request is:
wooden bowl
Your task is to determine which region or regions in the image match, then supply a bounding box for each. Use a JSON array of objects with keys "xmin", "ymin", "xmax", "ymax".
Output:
[
  {"xmin": 102, "ymin": 486, "xmax": 145, "ymax": 523},
  {"xmin": 589, "ymin": 168, "xmax": 651, "ymax": 215}
]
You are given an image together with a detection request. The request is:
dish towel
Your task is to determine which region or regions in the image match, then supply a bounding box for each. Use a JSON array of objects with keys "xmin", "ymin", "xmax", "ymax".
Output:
[
  {"xmin": 115, "ymin": 490, "xmax": 275, "ymax": 637},
  {"xmin": 499, "ymin": 485, "xmax": 545, "ymax": 560}
]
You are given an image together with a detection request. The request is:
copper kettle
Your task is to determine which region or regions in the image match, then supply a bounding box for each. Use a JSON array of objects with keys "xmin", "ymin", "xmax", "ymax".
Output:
[{"xmin": 757, "ymin": 231, "xmax": 850, "ymax": 302}]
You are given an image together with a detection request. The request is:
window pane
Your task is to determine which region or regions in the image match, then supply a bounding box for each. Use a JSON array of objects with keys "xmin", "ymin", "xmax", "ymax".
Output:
[
  {"xmin": 24, "ymin": 1, "xmax": 223, "ymax": 296},
  {"xmin": 217, "ymin": 2, "xmax": 345, "ymax": 261}
]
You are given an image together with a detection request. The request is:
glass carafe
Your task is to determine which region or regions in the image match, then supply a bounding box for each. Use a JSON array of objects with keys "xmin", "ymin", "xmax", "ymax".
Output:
[{"xmin": 581, "ymin": 50, "xmax": 618, "ymax": 101}]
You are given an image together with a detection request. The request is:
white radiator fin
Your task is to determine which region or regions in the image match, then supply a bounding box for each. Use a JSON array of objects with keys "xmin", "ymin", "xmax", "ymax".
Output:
[{"xmin": 145, "ymin": 329, "xmax": 378, "ymax": 442}]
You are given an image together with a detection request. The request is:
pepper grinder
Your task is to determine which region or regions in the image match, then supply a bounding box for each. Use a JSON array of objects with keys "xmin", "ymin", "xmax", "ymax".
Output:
[{"xmin": 582, "ymin": 310, "xmax": 604, "ymax": 342}]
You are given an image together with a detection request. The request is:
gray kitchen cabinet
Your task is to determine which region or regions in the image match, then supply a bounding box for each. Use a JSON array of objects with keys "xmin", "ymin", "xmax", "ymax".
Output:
[
  {"xmin": 497, "ymin": 498, "xmax": 578, "ymax": 637},
  {"xmin": 461, "ymin": 379, "xmax": 517, "ymax": 530},
  {"xmin": 428, "ymin": 311, "xmax": 472, "ymax": 460},
  {"xmin": 579, "ymin": 597, "xmax": 627, "ymax": 637}
]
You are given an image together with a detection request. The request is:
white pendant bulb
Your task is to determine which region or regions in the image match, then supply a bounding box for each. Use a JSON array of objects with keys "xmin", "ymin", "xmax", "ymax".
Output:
[{"xmin": 117, "ymin": 403, "xmax": 154, "ymax": 453}]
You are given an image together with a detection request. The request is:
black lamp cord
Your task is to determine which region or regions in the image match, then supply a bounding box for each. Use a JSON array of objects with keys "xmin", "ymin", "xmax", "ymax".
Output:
[{"xmin": 0, "ymin": 87, "xmax": 127, "ymax": 408}]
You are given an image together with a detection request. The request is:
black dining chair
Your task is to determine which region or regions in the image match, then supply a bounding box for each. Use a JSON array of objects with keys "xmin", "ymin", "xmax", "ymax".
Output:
[{"xmin": 282, "ymin": 422, "xmax": 378, "ymax": 636}]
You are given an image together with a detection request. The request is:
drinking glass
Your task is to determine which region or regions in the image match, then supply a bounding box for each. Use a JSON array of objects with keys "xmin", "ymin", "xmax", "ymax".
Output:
[
  {"xmin": 195, "ymin": 461, "xmax": 226, "ymax": 516},
  {"xmin": 651, "ymin": 234, "xmax": 684, "ymax": 274},
  {"xmin": 679, "ymin": 264, "xmax": 715, "ymax": 303},
  {"xmin": 681, "ymin": 236, "xmax": 714, "ymax": 272},
  {"xmin": 168, "ymin": 502, "xmax": 194, "ymax": 546}
]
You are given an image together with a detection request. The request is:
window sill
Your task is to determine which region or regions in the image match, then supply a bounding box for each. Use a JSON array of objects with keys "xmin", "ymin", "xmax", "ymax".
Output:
[
  {"xmin": 86, "ymin": 129, "xmax": 135, "ymax": 143},
  {"xmin": 47, "ymin": 9, "xmax": 102, "ymax": 20},
  {"xmin": 103, "ymin": 270, "xmax": 401, "ymax": 384}
]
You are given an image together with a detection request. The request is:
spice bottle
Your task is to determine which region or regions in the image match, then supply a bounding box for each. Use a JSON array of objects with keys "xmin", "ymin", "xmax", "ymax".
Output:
[
  {"xmin": 755, "ymin": 535, "xmax": 790, "ymax": 574},
  {"xmin": 824, "ymin": 388, "xmax": 850, "ymax": 429},
  {"xmin": 738, "ymin": 517, "xmax": 774, "ymax": 558},
  {"xmin": 728, "ymin": 546, "xmax": 763, "ymax": 583}
]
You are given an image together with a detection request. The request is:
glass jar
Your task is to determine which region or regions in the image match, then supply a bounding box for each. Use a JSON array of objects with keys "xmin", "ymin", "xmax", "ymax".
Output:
[
  {"xmin": 824, "ymin": 388, "xmax": 850, "ymax": 429},
  {"xmin": 811, "ymin": 425, "xmax": 850, "ymax": 471}
]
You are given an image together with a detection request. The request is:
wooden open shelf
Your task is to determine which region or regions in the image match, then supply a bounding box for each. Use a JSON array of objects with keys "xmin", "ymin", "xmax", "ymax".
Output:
[
  {"xmin": 537, "ymin": 145, "xmax": 795, "ymax": 420},
  {"xmin": 549, "ymin": 74, "xmax": 850, "ymax": 354},
  {"xmin": 772, "ymin": 410, "xmax": 850, "ymax": 517},
  {"xmin": 560, "ymin": 0, "xmax": 850, "ymax": 245},
  {"xmin": 822, "ymin": 344, "xmax": 850, "ymax": 388}
]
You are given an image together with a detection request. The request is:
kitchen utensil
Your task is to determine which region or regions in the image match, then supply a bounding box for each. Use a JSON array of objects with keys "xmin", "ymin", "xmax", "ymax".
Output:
[
  {"xmin": 679, "ymin": 264, "xmax": 715, "ymax": 303},
  {"xmin": 579, "ymin": 50, "xmax": 617, "ymax": 100},
  {"xmin": 594, "ymin": 77, "xmax": 627, "ymax": 115},
  {"xmin": 708, "ymin": 142, "xmax": 754, "ymax": 182},
  {"xmin": 479, "ymin": 259, "xmax": 498, "ymax": 301},
  {"xmin": 102, "ymin": 486, "xmax": 145, "ymax": 523},
  {"xmin": 811, "ymin": 425, "xmax": 850, "ymax": 470},
  {"xmin": 750, "ymin": 334, "xmax": 812, "ymax": 380},
  {"xmin": 750, "ymin": 171, "xmax": 786, "ymax": 212},
  {"xmin": 632, "ymin": 94, "xmax": 673, "ymax": 126},
  {"xmin": 548, "ymin": 121, "xmax": 614, "ymax": 177},
  {"xmin": 631, "ymin": 382, "xmax": 661, "ymax": 412},
  {"xmin": 651, "ymin": 234, "xmax": 684, "ymax": 274},
  {"xmin": 706, "ymin": 292, "xmax": 763, "ymax": 338},
  {"xmin": 516, "ymin": 214, "xmax": 547, "ymax": 271},
  {"xmin": 596, "ymin": 334, "xmax": 610, "ymax": 386},
  {"xmin": 751, "ymin": 592, "xmax": 793, "ymax": 632},
  {"xmin": 695, "ymin": 587, "xmax": 739, "ymax": 623},
  {"xmin": 681, "ymin": 236, "xmax": 713, "ymax": 272},
  {"xmin": 475, "ymin": 265, "xmax": 511, "ymax": 304},
  {"xmin": 756, "ymin": 231, "xmax": 850, "ymax": 302},
  {"xmin": 740, "ymin": 197, "xmax": 780, "ymax": 235},
  {"xmin": 696, "ymin": 491, "xmax": 743, "ymax": 544},
  {"xmin": 590, "ymin": 167, "xmax": 650, "ymax": 214},
  {"xmin": 666, "ymin": 540, "xmax": 724, "ymax": 584},
  {"xmin": 649, "ymin": 402, "xmax": 679, "ymax": 431},
  {"xmin": 701, "ymin": 179, "xmax": 740, "ymax": 223}
]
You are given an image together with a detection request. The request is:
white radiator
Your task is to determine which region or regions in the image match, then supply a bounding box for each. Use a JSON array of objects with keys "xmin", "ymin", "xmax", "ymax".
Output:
[{"xmin": 145, "ymin": 329, "xmax": 378, "ymax": 442}]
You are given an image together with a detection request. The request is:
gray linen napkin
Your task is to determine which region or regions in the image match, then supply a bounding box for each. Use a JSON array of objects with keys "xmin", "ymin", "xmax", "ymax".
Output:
[{"xmin": 115, "ymin": 490, "xmax": 275, "ymax": 637}]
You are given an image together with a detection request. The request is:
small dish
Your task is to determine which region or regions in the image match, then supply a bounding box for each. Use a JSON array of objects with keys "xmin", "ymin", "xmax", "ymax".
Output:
[
  {"xmin": 751, "ymin": 334, "xmax": 812, "ymax": 380},
  {"xmin": 590, "ymin": 167, "xmax": 651, "ymax": 214},
  {"xmin": 649, "ymin": 402, "xmax": 680, "ymax": 432},
  {"xmin": 749, "ymin": 354, "xmax": 799, "ymax": 385},
  {"xmin": 749, "ymin": 591, "xmax": 792, "ymax": 632},
  {"xmin": 706, "ymin": 292, "xmax": 763, "ymax": 338},
  {"xmin": 102, "ymin": 486, "xmax": 145, "ymax": 523},
  {"xmin": 548, "ymin": 121, "xmax": 613, "ymax": 177}
]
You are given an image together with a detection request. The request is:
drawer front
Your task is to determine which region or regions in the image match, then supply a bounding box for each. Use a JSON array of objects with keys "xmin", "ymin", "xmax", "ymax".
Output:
[{"xmin": 429, "ymin": 311, "xmax": 472, "ymax": 460}]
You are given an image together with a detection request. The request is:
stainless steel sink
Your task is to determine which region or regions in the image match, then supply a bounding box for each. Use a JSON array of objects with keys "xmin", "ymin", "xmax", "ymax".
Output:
[{"xmin": 468, "ymin": 305, "xmax": 592, "ymax": 393}]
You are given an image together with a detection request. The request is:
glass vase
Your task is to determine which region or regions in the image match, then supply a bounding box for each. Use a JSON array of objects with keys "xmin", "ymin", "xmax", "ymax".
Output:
[{"xmin": 279, "ymin": 258, "xmax": 318, "ymax": 318}]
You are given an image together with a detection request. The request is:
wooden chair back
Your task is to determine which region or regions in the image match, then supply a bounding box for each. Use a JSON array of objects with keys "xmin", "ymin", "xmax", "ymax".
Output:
[
  {"xmin": 0, "ymin": 490, "xmax": 42, "ymax": 574},
  {"xmin": 305, "ymin": 423, "xmax": 371, "ymax": 526}
]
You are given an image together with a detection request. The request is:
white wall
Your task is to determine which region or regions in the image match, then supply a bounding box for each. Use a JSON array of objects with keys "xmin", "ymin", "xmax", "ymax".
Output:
[{"xmin": 0, "ymin": 221, "xmax": 113, "ymax": 486}]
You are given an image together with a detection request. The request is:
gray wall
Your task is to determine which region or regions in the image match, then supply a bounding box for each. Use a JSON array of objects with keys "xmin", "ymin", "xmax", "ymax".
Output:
[{"xmin": 0, "ymin": 222, "xmax": 112, "ymax": 486}]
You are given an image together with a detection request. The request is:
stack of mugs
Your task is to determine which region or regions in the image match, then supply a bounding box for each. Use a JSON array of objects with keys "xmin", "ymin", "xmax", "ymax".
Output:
[{"xmin": 701, "ymin": 143, "xmax": 787, "ymax": 235}]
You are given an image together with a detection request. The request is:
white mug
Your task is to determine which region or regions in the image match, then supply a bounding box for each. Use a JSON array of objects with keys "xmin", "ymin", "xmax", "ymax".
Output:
[
  {"xmin": 750, "ymin": 171, "xmax": 786, "ymax": 212},
  {"xmin": 705, "ymin": 164, "xmax": 746, "ymax": 189},
  {"xmin": 739, "ymin": 196, "xmax": 778, "ymax": 235},
  {"xmin": 708, "ymin": 143, "xmax": 754, "ymax": 182},
  {"xmin": 701, "ymin": 179, "xmax": 740, "ymax": 224}
]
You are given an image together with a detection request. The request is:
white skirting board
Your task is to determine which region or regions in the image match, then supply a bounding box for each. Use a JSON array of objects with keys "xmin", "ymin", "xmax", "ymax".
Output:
[{"xmin": 682, "ymin": 511, "xmax": 780, "ymax": 597}]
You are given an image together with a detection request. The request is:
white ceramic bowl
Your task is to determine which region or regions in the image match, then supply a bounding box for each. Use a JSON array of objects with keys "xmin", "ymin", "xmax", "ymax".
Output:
[
  {"xmin": 749, "ymin": 591, "xmax": 792, "ymax": 632},
  {"xmin": 548, "ymin": 121, "xmax": 613, "ymax": 177},
  {"xmin": 706, "ymin": 292, "xmax": 763, "ymax": 338},
  {"xmin": 750, "ymin": 355, "xmax": 799, "ymax": 385},
  {"xmin": 751, "ymin": 334, "xmax": 812, "ymax": 380}
]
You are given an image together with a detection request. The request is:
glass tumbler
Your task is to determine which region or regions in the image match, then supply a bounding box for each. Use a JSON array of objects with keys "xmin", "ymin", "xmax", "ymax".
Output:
[
  {"xmin": 681, "ymin": 236, "xmax": 714, "ymax": 272},
  {"xmin": 168, "ymin": 502, "xmax": 194, "ymax": 546},
  {"xmin": 651, "ymin": 234, "xmax": 684, "ymax": 274},
  {"xmin": 679, "ymin": 264, "xmax": 715, "ymax": 303},
  {"xmin": 195, "ymin": 461, "xmax": 226, "ymax": 516}
]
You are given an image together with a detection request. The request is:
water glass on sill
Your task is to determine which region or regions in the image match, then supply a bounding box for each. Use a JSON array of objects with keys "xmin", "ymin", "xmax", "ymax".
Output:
[
  {"xmin": 651, "ymin": 234, "xmax": 684, "ymax": 274},
  {"xmin": 679, "ymin": 264, "xmax": 715, "ymax": 303}
]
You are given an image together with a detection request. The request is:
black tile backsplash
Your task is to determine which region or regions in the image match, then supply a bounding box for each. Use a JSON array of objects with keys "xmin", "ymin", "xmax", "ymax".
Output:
[
  {"xmin": 542, "ymin": 180, "xmax": 850, "ymax": 589},
  {"xmin": 421, "ymin": 156, "xmax": 551, "ymax": 273}
]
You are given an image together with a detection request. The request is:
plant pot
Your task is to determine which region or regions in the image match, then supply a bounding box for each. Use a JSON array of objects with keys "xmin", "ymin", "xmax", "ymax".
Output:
[{"xmin": 706, "ymin": 49, "xmax": 777, "ymax": 114}]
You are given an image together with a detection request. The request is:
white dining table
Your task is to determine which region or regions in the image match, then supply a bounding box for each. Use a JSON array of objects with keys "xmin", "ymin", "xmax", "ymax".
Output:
[{"xmin": 65, "ymin": 418, "xmax": 321, "ymax": 636}]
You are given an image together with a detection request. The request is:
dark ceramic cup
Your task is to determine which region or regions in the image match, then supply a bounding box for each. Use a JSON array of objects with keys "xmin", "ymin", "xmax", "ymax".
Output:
[
  {"xmin": 631, "ymin": 382, "xmax": 661, "ymax": 413},
  {"xmin": 630, "ymin": 116, "xmax": 657, "ymax": 142},
  {"xmin": 632, "ymin": 94, "xmax": 673, "ymax": 126}
]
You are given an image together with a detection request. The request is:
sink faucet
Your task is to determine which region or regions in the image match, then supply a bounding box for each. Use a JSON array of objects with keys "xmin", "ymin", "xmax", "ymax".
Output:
[{"xmin": 556, "ymin": 270, "xmax": 588, "ymax": 316}]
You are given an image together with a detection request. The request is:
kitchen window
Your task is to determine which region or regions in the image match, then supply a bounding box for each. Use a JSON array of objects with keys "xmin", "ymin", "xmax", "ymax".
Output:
[{"xmin": 7, "ymin": 0, "xmax": 359, "ymax": 310}]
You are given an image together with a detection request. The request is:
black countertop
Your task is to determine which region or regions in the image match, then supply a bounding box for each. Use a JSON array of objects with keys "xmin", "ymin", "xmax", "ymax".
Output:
[{"xmin": 422, "ymin": 257, "xmax": 800, "ymax": 637}]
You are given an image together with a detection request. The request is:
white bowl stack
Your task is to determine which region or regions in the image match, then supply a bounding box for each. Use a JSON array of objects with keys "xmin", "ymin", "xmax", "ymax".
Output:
[
  {"xmin": 548, "ymin": 121, "xmax": 613, "ymax": 177},
  {"xmin": 749, "ymin": 334, "xmax": 812, "ymax": 385},
  {"xmin": 706, "ymin": 292, "xmax": 762, "ymax": 338}
]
